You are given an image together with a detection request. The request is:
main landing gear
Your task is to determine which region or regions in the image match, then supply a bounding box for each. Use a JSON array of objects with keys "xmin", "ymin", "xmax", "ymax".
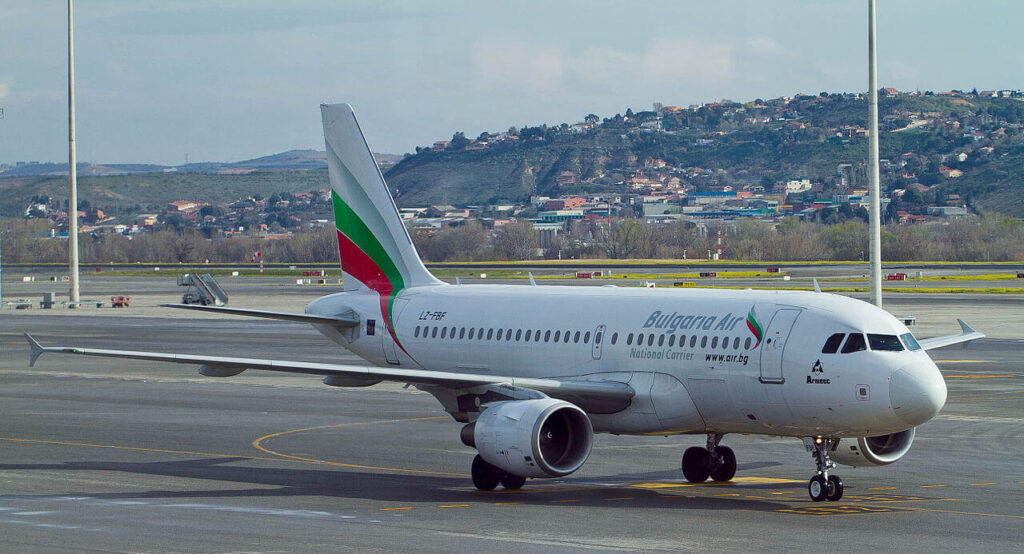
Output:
[
  {"xmin": 681, "ymin": 433, "xmax": 737, "ymax": 483},
  {"xmin": 805, "ymin": 436, "xmax": 844, "ymax": 502},
  {"xmin": 471, "ymin": 455, "xmax": 527, "ymax": 491}
]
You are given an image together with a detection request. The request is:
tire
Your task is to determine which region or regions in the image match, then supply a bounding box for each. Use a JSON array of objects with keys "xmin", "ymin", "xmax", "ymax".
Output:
[
  {"xmin": 808, "ymin": 475, "xmax": 829, "ymax": 502},
  {"xmin": 827, "ymin": 474, "xmax": 844, "ymax": 501},
  {"xmin": 471, "ymin": 455, "xmax": 501, "ymax": 491},
  {"xmin": 709, "ymin": 446, "xmax": 737, "ymax": 482},
  {"xmin": 500, "ymin": 473, "xmax": 527, "ymax": 490},
  {"xmin": 682, "ymin": 446, "xmax": 711, "ymax": 483}
]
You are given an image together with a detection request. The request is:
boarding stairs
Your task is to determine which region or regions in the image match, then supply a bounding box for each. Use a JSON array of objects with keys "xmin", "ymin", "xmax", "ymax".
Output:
[{"xmin": 177, "ymin": 273, "xmax": 229, "ymax": 306}]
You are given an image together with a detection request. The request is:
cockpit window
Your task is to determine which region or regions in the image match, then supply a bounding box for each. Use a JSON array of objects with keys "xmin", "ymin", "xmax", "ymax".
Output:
[
  {"xmin": 841, "ymin": 333, "xmax": 867, "ymax": 354},
  {"xmin": 868, "ymin": 334, "xmax": 905, "ymax": 351},
  {"xmin": 821, "ymin": 333, "xmax": 845, "ymax": 354},
  {"xmin": 900, "ymin": 332, "xmax": 922, "ymax": 351}
]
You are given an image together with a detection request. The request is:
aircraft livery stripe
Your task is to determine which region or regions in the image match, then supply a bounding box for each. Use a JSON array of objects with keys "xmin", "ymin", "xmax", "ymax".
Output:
[{"xmin": 331, "ymin": 191, "xmax": 409, "ymax": 358}]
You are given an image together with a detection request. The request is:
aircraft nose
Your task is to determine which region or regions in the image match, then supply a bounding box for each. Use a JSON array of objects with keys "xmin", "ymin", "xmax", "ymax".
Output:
[{"xmin": 889, "ymin": 365, "xmax": 947, "ymax": 426}]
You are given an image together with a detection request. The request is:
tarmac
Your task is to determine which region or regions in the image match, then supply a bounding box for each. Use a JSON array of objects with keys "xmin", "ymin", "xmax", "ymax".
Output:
[{"xmin": 0, "ymin": 271, "xmax": 1022, "ymax": 552}]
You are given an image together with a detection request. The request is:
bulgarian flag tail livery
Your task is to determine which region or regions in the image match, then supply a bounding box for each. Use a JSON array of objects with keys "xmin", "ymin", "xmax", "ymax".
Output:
[{"xmin": 320, "ymin": 104, "xmax": 443, "ymax": 330}]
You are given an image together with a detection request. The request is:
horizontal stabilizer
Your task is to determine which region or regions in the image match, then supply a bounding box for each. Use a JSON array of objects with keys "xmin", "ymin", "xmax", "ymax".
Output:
[
  {"xmin": 918, "ymin": 319, "xmax": 985, "ymax": 351},
  {"xmin": 160, "ymin": 304, "xmax": 359, "ymax": 327}
]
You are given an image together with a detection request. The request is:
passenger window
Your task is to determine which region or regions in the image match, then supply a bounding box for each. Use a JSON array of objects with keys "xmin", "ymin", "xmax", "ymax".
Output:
[
  {"xmin": 841, "ymin": 333, "xmax": 867, "ymax": 353},
  {"xmin": 414, "ymin": 326, "xmax": 421, "ymax": 338},
  {"xmin": 680, "ymin": 335, "xmax": 686, "ymax": 347},
  {"xmin": 449, "ymin": 326, "xmax": 456, "ymax": 338},
  {"xmin": 554, "ymin": 330, "xmax": 561, "ymax": 342},
  {"xmin": 711, "ymin": 337, "xmax": 718, "ymax": 348},
  {"xmin": 668, "ymin": 335, "xmax": 675, "ymax": 347},
  {"xmin": 744, "ymin": 337, "xmax": 751, "ymax": 349},
  {"xmin": 626, "ymin": 333, "xmax": 633, "ymax": 345},
  {"xmin": 636, "ymin": 333, "xmax": 643, "ymax": 345},
  {"xmin": 535, "ymin": 329, "xmax": 542, "ymax": 342},
  {"xmin": 544, "ymin": 330, "xmax": 551, "ymax": 342},
  {"xmin": 658, "ymin": 335, "xmax": 665, "ymax": 346},
  {"xmin": 432, "ymin": 327, "xmax": 438, "ymax": 338},
  {"xmin": 441, "ymin": 327, "xmax": 448, "ymax": 339},
  {"xmin": 516, "ymin": 329, "xmax": 522, "ymax": 341},
  {"xmin": 525, "ymin": 329, "xmax": 532, "ymax": 341},
  {"xmin": 611, "ymin": 332, "xmax": 618, "ymax": 345},
  {"xmin": 646, "ymin": 334, "xmax": 654, "ymax": 346},
  {"xmin": 487, "ymin": 329, "xmax": 494, "ymax": 340},
  {"xmin": 479, "ymin": 328, "xmax": 485, "ymax": 340},
  {"xmin": 690, "ymin": 335, "xmax": 697, "ymax": 348},
  {"xmin": 821, "ymin": 333, "xmax": 845, "ymax": 354},
  {"xmin": 868, "ymin": 334, "xmax": 904, "ymax": 351},
  {"xmin": 700, "ymin": 336, "xmax": 707, "ymax": 348},
  {"xmin": 574, "ymin": 331, "xmax": 581, "ymax": 343},
  {"xmin": 722, "ymin": 337, "xmax": 729, "ymax": 349},
  {"xmin": 586, "ymin": 331, "xmax": 592, "ymax": 343},
  {"xmin": 506, "ymin": 329, "xmax": 513, "ymax": 341},
  {"xmin": 564, "ymin": 331, "xmax": 571, "ymax": 343},
  {"xmin": 900, "ymin": 332, "xmax": 921, "ymax": 351},
  {"xmin": 733, "ymin": 337, "xmax": 740, "ymax": 349},
  {"xmin": 468, "ymin": 328, "xmax": 475, "ymax": 340},
  {"xmin": 459, "ymin": 327, "xmax": 466, "ymax": 339}
]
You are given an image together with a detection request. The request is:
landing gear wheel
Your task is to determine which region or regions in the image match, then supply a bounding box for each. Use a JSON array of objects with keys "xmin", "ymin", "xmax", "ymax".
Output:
[
  {"xmin": 708, "ymin": 446, "xmax": 737, "ymax": 482},
  {"xmin": 827, "ymin": 474, "xmax": 844, "ymax": 501},
  {"xmin": 682, "ymin": 446, "xmax": 711, "ymax": 483},
  {"xmin": 471, "ymin": 455, "xmax": 501, "ymax": 491},
  {"xmin": 500, "ymin": 473, "xmax": 527, "ymax": 490},
  {"xmin": 808, "ymin": 474, "xmax": 829, "ymax": 502}
]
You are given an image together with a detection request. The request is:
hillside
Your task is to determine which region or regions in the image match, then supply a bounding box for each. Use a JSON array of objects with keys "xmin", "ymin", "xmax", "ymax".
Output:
[{"xmin": 384, "ymin": 92, "xmax": 1024, "ymax": 215}]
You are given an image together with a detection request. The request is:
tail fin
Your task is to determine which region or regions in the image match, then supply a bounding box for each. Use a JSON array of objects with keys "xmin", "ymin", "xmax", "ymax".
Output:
[{"xmin": 320, "ymin": 104, "xmax": 442, "ymax": 294}]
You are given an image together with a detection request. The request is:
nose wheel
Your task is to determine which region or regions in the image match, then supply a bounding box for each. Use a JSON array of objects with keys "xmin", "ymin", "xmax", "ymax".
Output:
[
  {"xmin": 804, "ymin": 437, "xmax": 844, "ymax": 502},
  {"xmin": 681, "ymin": 434, "xmax": 737, "ymax": 483}
]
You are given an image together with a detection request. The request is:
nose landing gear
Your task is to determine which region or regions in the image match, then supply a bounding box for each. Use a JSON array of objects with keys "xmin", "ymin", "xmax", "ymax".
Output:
[
  {"xmin": 681, "ymin": 433, "xmax": 737, "ymax": 483},
  {"xmin": 804, "ymin": 436, "xmax": 844, "ymax": 502}
]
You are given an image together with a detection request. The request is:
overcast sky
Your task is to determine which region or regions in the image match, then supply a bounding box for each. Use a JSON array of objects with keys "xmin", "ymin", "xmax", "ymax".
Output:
[{"xmin": 2, "ymin": 0, "xmax": 1021, "ymax": 165}]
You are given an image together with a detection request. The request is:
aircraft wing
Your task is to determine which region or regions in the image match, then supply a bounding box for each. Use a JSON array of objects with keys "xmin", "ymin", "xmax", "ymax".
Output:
[
  {"xmin": 918, "ymin": 319, "xmax": 985, "ymax": 351},
  {"xmin": 159, "ymin": 303, "xmax": 359, "ymax": 327},
  {"xmin": 24, "ymin": 334, "xmax": 633, "ymax": 413}
]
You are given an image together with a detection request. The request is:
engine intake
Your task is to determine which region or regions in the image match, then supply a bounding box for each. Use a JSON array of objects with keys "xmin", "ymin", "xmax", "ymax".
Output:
[
  {"xmin": 470, "ymin": 398, "xmax": 593, "ymax": 478},
  {"xmin": 833, "ymin": 428, "xmax": 916, "ymax": 467}
]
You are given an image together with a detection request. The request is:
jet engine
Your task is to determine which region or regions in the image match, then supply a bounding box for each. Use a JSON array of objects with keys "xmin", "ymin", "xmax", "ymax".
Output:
[
  {"xmin": 833, "ymin": 428, "xmax": 916, "ymax": 467},
  {"xmin": 463, "ymin": 398, "xmax": 593, "ymax": 478}
]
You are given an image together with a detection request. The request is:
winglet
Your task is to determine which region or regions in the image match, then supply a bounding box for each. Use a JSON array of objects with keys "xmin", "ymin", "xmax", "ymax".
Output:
[
  {"xmin": 812, "ymin": 278, "xmax": 822, "ymax": 293},
  {"xmin": 957, "ymin": 318, "xmax": 976, "ymax": 334},
  {"xmin": 528, "ymin": 272, "xmax": 537, "ymax": 286},
  {"xmin": 25, "ymin": 333, "xmax": 45, "ymax": 367}
]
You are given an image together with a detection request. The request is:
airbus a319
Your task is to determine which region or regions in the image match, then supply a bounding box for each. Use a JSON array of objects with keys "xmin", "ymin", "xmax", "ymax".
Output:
[{"xmin": 27, "ymin": 104, "xmax": 984, "ymax": 501}]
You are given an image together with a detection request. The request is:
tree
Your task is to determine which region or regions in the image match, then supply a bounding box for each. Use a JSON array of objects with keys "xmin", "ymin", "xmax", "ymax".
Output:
[
  {"xmin": 605, "ymin": 219, "xmax": 651, "ymax": 259},
  {"xmin": 449, "ymin": 131, "xmax": 470, "ymax": 150},
  {"xmin": 493, "ymin": 220, "xmax": 538, "ymax": 260},
  {"xmin": 584, "ymin": 114, "xmax": 599, "ymax": 125}
]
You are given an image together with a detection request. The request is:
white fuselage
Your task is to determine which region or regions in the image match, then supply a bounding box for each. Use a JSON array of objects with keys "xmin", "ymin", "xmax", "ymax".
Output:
[{"xmin": 306, "ymin": 285, "xmax": 946, "ymax": 439}]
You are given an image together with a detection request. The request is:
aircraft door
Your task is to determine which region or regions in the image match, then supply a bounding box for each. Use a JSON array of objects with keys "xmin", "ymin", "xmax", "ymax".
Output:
[
  {"xmin": 591, "ymin": 324, "xmax": 606, "ymax": 360},
  {"xmin": 758, "ymin": 308, "xmax": 801, "ymax": 384},
  {"xmin": 383, "ymin": 297, "xmax": 410, "ymax": 365}
]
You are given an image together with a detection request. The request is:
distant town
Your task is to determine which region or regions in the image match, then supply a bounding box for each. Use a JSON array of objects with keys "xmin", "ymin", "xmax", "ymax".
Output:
[{"xmin": 4, "ymin": 88, "xmax": 1024, "ymax": 262}]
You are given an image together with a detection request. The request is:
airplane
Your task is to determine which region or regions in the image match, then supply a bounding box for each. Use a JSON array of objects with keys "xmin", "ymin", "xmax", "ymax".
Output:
[{"xmin": 26, "ymin": 103, "xmax": 985, "ymax": 502}]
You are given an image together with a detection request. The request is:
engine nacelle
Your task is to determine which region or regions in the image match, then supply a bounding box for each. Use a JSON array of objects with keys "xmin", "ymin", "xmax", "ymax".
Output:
[
  {"xmin": 470, "ymin": 398, "xmax": 593, "ymax": 478},
  {"xmin": 833, "ymin": 428, "xmax": 916, "ymax": 467}
]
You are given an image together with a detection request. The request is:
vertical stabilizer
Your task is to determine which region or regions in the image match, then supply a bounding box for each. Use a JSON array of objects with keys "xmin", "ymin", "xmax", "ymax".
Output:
[{"xmin": 321, "ymin": 103, "xmax": 442, "ymax": 295}]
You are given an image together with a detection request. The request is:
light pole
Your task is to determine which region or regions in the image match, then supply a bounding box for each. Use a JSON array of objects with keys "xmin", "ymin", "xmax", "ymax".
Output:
[
  {"xmin": 867, "ymin": 0, "xmax": 882, "ymax": 307},
  {"xmin": 67, "ymin": 0, "xmax": 80, "ymax": 305}
]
